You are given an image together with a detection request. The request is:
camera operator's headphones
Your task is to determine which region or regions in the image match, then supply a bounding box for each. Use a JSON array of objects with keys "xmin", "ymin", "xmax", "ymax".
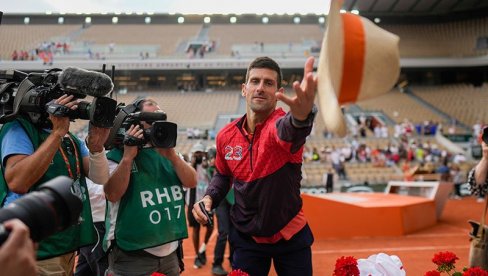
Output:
[{"xmin": 104, "ymin": 98, "xmax": 145, "ymax": 150}]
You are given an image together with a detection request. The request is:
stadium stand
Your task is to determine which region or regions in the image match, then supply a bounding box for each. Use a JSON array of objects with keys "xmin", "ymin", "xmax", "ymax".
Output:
[
  {"xmin": 207, "ymin": 24, "xmax": 323, "ymax": 57},
  {"xmin": 75, "ymin": 24, "xmax": 202, "ymax": 57},
  {"xmin": 0, "ymin": 24, "xmax": 80, "ymax": 60},
  {"xmin": 356, "ymin": 89, "xmax": 446, "ymax": 126},
  {"xmin": 383, "ymin": 18, "xmax": 488, "ymax": 57},
  {"xmin": 412, "ymin": 83, "xmax": 488, "ymax": 127}
]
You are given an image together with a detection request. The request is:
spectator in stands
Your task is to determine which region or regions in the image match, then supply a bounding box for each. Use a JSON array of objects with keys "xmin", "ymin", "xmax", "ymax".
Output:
[
  {"xmin": 448, "ymin": 122, "xmax": 456, "ymax": 134},
  {"xmin": 374, "ymin": 125, "xmax": 381, "ymax": 138},
  {"xmin": 199, "ymin": 46, "xmax": 205, "ymax": 58},
  {"xmin": 11, "ymin": 50, "xmax": 18, "ymax": 61},
  {"xmin": 450, "ymin": 164, "xmax": 465, "ymax": 199},
  {"xmin": 322, "ymin": 168, "xmax": 335, "ymax": 193},
  {"xmin": 63, "ymin": 42, "xmax": 70, "ymax": 54},
  {"xmin": 359, "ymin": 125, "xmax": 367, "ymax": 137},
  {"xmin": 394, "ymin": 123, "xmax": 402, "ymax": 138},
  {"xmin": 473, "ymin": 120, "xmax": 483, "ymax": 141},
  {"xmin": 381, "ymin": 125, "xmax": 389, "ymax": 138},
  {"xmin": 104, "ymin": 98, "xmax": 197, "ymax": 276},
  {"xmin": 402, "ymin": 162, "xmax": 415, "ymax": 181},
  {"xmin": 193, "ymin": 56, "xmax": 317, "ymax": 275},
  {"xmin": 0, "ymin": 94, "xmax": 110, "ymax": 275},
  {"xmin": 187, "ymin": 127, "xmax": 194, "ymax": 139},
  {"xmin": 436, "ymin": 158, "xmax": 451, "ymax": 182},
  {"xmin": 402, "ymin": 118, "xmax": 414, "ymax": 137},
  {"xmin": 109, "ymin": 42, "xmax": 115, "ymax": 54},
  {"xmin": 193, "ymin": 128, "xmax": 201, "ymax": 139},
  {"xmin": 311, "ymin": 147, "xmax": 320, "ymax": 162},
  {"xmin": 453, "ymin": 152, "xmax": 466, "ymax": 164}
]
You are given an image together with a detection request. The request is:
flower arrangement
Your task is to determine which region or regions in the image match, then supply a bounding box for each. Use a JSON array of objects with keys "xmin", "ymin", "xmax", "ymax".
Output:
[
  {"xmin": 425, "ymin": 251, "xmax": 488, "ymax": 276},
  {"xmin": 334, "ymin": 253, "xmax": 405, "ymax": 276}
]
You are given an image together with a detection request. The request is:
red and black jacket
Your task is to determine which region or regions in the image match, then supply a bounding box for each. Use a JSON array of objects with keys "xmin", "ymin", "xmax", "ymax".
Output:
[{"xmin": 206, "ymin": 108, "xmax": 313, "ymax": 237}]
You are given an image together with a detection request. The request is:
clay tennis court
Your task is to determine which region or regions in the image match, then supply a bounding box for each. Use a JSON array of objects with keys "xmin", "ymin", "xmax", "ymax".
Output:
[{"xmin": 181, "ymin": 196, "xmax": 482, "ymax": 275}]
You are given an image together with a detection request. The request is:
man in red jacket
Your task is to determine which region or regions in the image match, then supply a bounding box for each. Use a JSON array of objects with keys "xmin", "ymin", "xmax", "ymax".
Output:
[{"xmin": 193, "ymin": 56, "xmax": 317, "ymax": 276}]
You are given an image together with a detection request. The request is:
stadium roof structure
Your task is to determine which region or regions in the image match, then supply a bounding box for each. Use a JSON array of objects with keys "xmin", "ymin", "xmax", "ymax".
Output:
[
  {"xmin": 344, "ymin": 0, "xmax": 488, "ymax": 22},
  {"xmin": 1, "ymin": 0, "xmax": 487, "ymax": 24}
]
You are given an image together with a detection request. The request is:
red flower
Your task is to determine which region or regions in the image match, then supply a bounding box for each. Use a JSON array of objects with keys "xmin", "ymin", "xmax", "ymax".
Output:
[
  {"xmin": 150, "ymin": 273, "xmax": 166, "ymax": 276},
  {"xmin": 463, "ymin": 267, "xmax": 488, "ymax": 276},
  {"xmin": 425, "ymin": 270, "xmax": 441, "ymax": 276},
  {"xmin": 334, "ymin": 256, "xmax": 360, "ymax": 276},
  {"xmin": 432, "ymin": 251, "xmax": 459, "ymax": 273},
  {"xmin": 228, "ymin": 269, "xmax": 250, "ymax": 276},
  {"xmin": 432, "ymin": 251, "xmax": 459, "ymax": 266}
]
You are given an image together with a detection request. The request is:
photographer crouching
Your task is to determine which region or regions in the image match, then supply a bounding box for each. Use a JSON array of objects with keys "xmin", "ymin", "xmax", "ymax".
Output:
[
  {"xmin": 103, "ymin": 98, "xmax": 197, "ymax": 276},
  {"xmin": 0, "ymin": 92, "xmax": 111, "ymax": 275}
]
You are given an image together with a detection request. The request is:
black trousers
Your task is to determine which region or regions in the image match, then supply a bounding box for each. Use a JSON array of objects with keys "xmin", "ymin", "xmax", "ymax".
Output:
[
  {"xmin": 229, "ymin": 224, "xmax": 314, "ymax": 276},
  {"xmin": 213, "ymin": 199, "xmax": 233, "ymax": 266},
  {"xmin": 75, "ymin": 222, "xmax": 108, "ymax": 276}
]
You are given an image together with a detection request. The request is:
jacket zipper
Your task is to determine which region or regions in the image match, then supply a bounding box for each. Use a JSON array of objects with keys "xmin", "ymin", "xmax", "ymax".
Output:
[{"xmin": 248, "ymin": 134, "xmax": 254, "ymax": 172}]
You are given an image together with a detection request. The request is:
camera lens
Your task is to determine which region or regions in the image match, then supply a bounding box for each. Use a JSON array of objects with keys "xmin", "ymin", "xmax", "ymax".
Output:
[
  {"xmin": 0, "ymin": 176, "xmax": 82, "ymax": 245},
  {"xmin": 150, "ymin": 121, "xmax": 177, "ymax": 148}
]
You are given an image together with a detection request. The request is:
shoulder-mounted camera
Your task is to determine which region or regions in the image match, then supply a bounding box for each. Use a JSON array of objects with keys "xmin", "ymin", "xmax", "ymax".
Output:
[
  {"xmin": 104, "ymin": 100, "xmax": 177, "ymax": 149},
  {"xmin": 0, "ymin": 67, "xmax": 117, "ymax": 128}
]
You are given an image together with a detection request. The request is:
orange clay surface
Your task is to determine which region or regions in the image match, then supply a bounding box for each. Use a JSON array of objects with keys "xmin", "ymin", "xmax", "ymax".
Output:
[{"xmin": 180, "ymin": 196, "xmax": 481, "ymax": 275}]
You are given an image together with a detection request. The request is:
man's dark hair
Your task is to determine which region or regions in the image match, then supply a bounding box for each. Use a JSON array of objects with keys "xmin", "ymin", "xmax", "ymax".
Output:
[{"xmin": 245, "ymin": 56, "xmax": 283, "ymax": 89}]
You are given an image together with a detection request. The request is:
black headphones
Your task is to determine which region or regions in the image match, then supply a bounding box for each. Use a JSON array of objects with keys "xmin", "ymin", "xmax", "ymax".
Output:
[{"xmin": 132, "ymin": 98, "xmax": 146, "ymax": 111}]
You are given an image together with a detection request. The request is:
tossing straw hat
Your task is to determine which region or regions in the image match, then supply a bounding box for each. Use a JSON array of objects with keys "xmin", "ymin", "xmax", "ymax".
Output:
[{"xmin": 317, "ymin": 0, "xmax": 400, "ymax": 137}]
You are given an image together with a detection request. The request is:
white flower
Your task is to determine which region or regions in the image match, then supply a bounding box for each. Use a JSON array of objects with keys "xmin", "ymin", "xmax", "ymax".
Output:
[{"xmin": 357, "ymin": 253, "xmax": 406, "ymax": 276}]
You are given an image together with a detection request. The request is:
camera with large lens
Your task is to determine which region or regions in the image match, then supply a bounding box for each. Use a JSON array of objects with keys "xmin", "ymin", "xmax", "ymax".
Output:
[
  {"xmin": 0, "ymin": 176, "xmax": 82, "ymax": 245},
  {"xmin": 0, "ymin": 67, "xmax": 117, "ymax": 128},
  {"xmin": 105, "ymin": 102, "xmax": 177, "ymax": 149}
]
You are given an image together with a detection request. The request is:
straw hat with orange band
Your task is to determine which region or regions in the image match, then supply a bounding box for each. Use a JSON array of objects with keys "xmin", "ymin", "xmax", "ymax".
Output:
[{"xmin": 317, "ymin": 0, "xmax": 401, "ymax": 137}]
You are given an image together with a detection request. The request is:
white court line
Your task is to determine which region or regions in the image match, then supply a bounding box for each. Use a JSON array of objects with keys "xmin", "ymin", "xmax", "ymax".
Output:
[
  {"xmin": 312, "ymin": 245, "xmax": 470, "ymax": 255},
  {"xmin": 184, "ymin": 245, "xmax": 470, "ymax": 259}
]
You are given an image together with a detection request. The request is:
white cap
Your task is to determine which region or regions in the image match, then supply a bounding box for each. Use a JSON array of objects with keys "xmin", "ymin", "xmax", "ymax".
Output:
[{"xmin": 191, "ymin": 142, "xmax": 206, "ymax": 153}]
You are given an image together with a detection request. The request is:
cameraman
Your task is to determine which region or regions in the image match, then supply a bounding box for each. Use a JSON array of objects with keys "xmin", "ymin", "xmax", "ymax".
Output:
[
  {"xmin": 104, "ymin": 98, "xmax": 197, "ymax": 276},
  {"xmin": 0, "ymin": 94, "xmax": 110, "ymax": 275},
  {"xmin": 0, "ymin": 219, "xmax": 37, "ymax": 276}
]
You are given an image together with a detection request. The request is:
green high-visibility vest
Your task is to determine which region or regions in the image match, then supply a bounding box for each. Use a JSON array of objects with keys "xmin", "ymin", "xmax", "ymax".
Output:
[
  {"xmin": 0, "ymin": 117, "xmax": 95, "ymax": 260},
  {"xmin": 107, "ymin": 148, "xmax": 188, "ymax": 251}
]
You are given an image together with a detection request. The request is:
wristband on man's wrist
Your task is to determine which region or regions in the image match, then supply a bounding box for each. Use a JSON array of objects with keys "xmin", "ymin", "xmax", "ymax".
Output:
[{"xmin": 291, "ymin": 105, "xmax": 318, "ymax": 128}]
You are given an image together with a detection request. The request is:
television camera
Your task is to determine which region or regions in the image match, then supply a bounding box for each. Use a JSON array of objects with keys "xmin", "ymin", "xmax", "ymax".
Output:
[{"xmin": 0, "ymin": 67, "xmax": 117, "ymax": 128}]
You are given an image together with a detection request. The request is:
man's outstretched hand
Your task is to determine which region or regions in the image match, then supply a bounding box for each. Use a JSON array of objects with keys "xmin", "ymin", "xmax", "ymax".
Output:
[{"xmin": 275, "ymin": 56, "xmax": 317, "ymax": 121}]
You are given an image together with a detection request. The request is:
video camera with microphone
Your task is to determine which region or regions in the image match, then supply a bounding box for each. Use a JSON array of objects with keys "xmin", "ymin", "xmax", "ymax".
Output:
[
  {"xmin": 104, "ymin": 99, "xmax": 178, "ymax": 149},
  {"xmin": 0, "ymin": 67, "xmax": 117, "ymax": 128},
  {"xmin": 0, "ymin": 176, "xmax": 83, "ymax": 245}
]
